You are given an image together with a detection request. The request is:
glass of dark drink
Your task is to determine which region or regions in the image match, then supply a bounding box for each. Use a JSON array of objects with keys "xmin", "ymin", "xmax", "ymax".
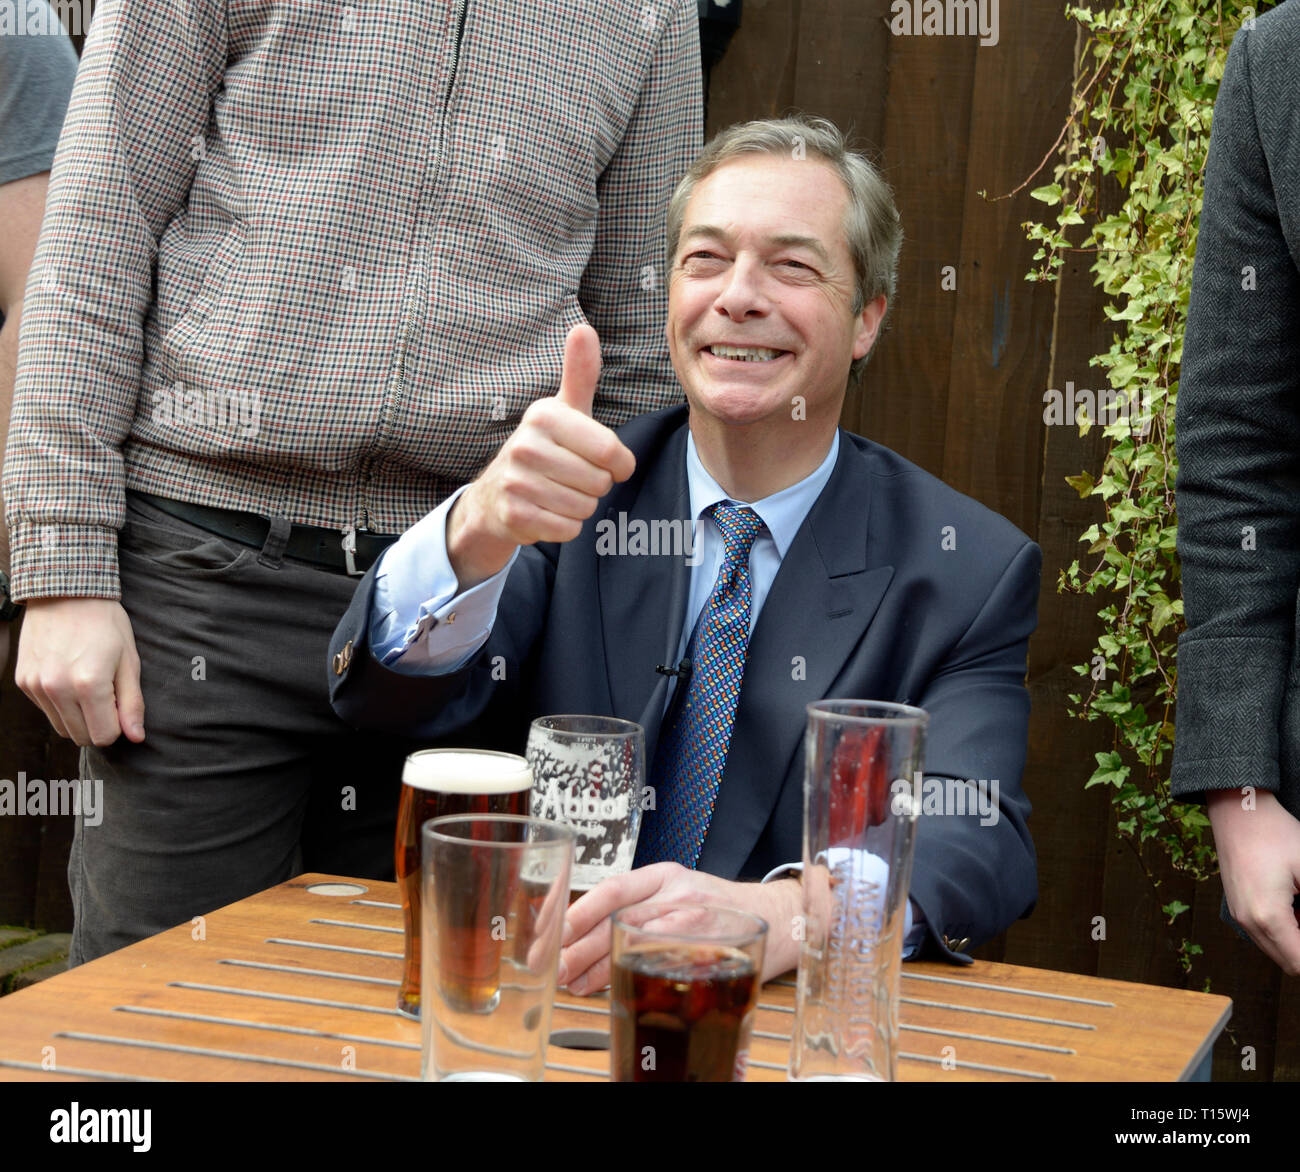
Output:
[
  {"xmin": 420, "ymin": 815, "xmax": 574, "ymax": 1081},
  {"xmin": 395, "ymin": 749, "xmax": 532, "ymax": 1018},
  {"xmin": 610, "ymin": 904, "xmax": 767, "ymax": 1082}
]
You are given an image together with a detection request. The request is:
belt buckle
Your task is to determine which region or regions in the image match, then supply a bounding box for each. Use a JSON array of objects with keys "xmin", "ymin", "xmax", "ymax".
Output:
[{"xmin": 341, "ymin": 527, "xmax": 363, "ymax": 577}]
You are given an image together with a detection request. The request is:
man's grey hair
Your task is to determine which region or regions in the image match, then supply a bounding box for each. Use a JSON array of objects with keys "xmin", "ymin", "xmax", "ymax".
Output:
[{"xmin": 665, "ymin": 114, "xmax": 903, "ymax": 384}]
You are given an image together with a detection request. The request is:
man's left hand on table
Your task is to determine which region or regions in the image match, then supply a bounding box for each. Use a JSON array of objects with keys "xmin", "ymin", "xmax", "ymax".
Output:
[{"xmin": 557, "ymin": 864, "xmax": 802, "ymax": 994}]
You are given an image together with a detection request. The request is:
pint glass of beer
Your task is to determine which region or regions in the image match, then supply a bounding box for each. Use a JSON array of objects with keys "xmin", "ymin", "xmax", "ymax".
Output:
[
  {"xmin": 395, "ymin": 749, "xmax": 532, "ymax": 1018},
  {"xmin": 526, "ymin": 715, "xmax": 645, "ymax": 901},
  {"xmin": 421, "ymin": 815, "xmax": 574, "ymax": 1082},
  {"xmin": 789, "ymin": 700, "xmax": 925, "ymax": 1082},
  {"xmin": 610, "ymin": 904, "xmax": 767, "ymax": 1082}
]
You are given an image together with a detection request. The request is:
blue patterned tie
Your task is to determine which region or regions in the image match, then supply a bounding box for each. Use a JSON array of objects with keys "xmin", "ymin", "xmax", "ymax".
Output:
[{"xmin": 636, "ymin": 504, "xmax": 765, "ymax": 868}]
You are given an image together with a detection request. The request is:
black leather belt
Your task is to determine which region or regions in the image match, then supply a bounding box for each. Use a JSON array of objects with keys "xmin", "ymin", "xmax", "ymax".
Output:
[{"xmin": 133, "ymin": 492, "xmax": 398, "ymax": 576}]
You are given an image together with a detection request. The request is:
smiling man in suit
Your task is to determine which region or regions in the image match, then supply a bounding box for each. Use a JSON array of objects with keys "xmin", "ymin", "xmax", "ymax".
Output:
[{"xmin": 329, "ymin": 115, "xmax": 1041, "ymax": 989}]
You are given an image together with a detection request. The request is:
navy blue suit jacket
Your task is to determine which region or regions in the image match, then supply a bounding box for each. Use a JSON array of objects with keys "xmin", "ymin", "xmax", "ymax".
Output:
[{"xmin": 329, "ymin": 405, "xmax": 1041, "ymax": 963}]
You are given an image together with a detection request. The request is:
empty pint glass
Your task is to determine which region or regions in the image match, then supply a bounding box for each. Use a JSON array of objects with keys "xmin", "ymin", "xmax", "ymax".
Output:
[
  {"xmin": 395, "ymin": 749, "xmax": 532, "ymax": 1018},
  {"xmin": 526, "ymin": 715, "xmax": 645, "ymax": 900},
  {"xmin": 421, "ymin": 815, "xmax": 574, "ymax": 1081},
  {"xmin": 789, "ymin": 700, "xmax": 925, "ymax": 1081}
]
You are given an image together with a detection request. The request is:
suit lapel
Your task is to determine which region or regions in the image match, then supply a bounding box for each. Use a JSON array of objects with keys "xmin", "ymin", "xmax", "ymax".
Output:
[
  {"xmin": 698, "ymin": 435, "xmax": 895, "ymax": 877},
  {"xmin": 596, "ymin": 425, "xmax": 692, "ymax": 752}
]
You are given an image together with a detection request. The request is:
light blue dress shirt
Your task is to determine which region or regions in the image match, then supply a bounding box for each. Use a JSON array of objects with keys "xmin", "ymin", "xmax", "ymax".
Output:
[{"xmin": 367, "ymin": 429, "xmax": 922, "ymax": 954}]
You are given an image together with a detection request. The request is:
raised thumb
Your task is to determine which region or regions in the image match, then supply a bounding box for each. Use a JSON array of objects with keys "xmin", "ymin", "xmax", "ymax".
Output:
[{"xmin": 556, "ymin": 323, "xmax": 602, "ymax": 416}]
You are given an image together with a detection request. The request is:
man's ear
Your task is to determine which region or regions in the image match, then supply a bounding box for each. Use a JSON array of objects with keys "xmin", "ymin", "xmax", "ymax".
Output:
[{"xmin": 852, "ymin": 295, "xmax": 888, "ymax": 360}]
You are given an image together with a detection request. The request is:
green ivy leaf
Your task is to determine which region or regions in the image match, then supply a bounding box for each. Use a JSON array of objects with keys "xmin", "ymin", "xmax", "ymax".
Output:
[
  {"xmin": 1064, "ymin": 472, "xmax": 1095, "ymax": 498},
  {"xmin": 1150, "ymin": 595, "xmax": 1176, "ymax": 634},
  {"xmin": 1087, "ymin": 751, "xmax": 1130, "ymax": 789}
]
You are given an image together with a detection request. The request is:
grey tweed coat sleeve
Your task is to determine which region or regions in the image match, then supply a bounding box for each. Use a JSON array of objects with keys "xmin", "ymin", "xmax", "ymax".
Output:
[{"xmin": 1172, "ymin": 1, "xmax": 1300, "ymax": 819}]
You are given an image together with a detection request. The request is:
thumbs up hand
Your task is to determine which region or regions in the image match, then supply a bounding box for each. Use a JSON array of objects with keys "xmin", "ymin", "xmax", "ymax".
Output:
[{"xmin": 447, "ymin": 324, "xmax": 636, "ymax": 589}]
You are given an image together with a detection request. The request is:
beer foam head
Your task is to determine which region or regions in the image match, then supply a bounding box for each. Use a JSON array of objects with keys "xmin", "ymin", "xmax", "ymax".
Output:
[{"xmin": 403, "ymin": 749, "xmax": 532, "ymax": 794}]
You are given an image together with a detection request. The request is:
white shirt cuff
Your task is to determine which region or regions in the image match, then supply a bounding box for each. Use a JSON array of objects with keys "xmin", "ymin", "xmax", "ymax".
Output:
[
  {"xmin": 367, "ymin": 485, "xmax": 518, "ymax": 675},
  {"xmin": 760, "ymin": 859, "xmax": 926, "ymax": 958}
]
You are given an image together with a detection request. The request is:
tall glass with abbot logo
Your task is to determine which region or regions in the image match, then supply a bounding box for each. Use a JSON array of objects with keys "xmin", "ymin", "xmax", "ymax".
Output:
[
  {"xmin": 395, "ymin": 749, "xmax": 532, "ymax": 1018},
  {"xmin": 789, "ymin": 700, "xmax": 926, "ymax": 1081},
  {"xmin": 525, "ymin": 715, "xmax": 645, "ymax": 900}
]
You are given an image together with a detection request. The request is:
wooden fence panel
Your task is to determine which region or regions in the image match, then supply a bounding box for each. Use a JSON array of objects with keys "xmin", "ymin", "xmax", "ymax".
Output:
[{"xmin": 857, "ymin": 17, "xmax": 977, "ymax": 481}]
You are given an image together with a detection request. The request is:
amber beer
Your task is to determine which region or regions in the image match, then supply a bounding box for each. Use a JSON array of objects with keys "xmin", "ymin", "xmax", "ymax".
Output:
[
  {"xmin": 611, "ymin": 945, "xmax": 760, "ymax": 1082},
  {"xmin": 396, "ymin": 750, "xmax": 531, "ymax": 1018},
  {"xmin": 567, "ymin": 883, "xmax": 594, "ymax": 906}
]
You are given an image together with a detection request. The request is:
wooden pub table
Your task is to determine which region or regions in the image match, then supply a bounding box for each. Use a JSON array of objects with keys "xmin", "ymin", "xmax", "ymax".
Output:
[{"xmin": 0, "ymin": 874, "xmax": 1230, "ymax": 1083}]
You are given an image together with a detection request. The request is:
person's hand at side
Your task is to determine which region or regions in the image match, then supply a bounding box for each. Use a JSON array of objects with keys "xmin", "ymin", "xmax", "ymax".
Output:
[
  {"xmin": 15, "ymin": 597, "xmax": 145, "ymax": 746},
  {"xmin": 556, "ymin": 864, "xmax": 802, "ymax": 994},
  {"xmin": 1209, "ymin": 787, "xmax": 1300, "ymax": 975},
  {"xmin": 445, "ymin": 324, "xmax": 636, "ymax": 588}
]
